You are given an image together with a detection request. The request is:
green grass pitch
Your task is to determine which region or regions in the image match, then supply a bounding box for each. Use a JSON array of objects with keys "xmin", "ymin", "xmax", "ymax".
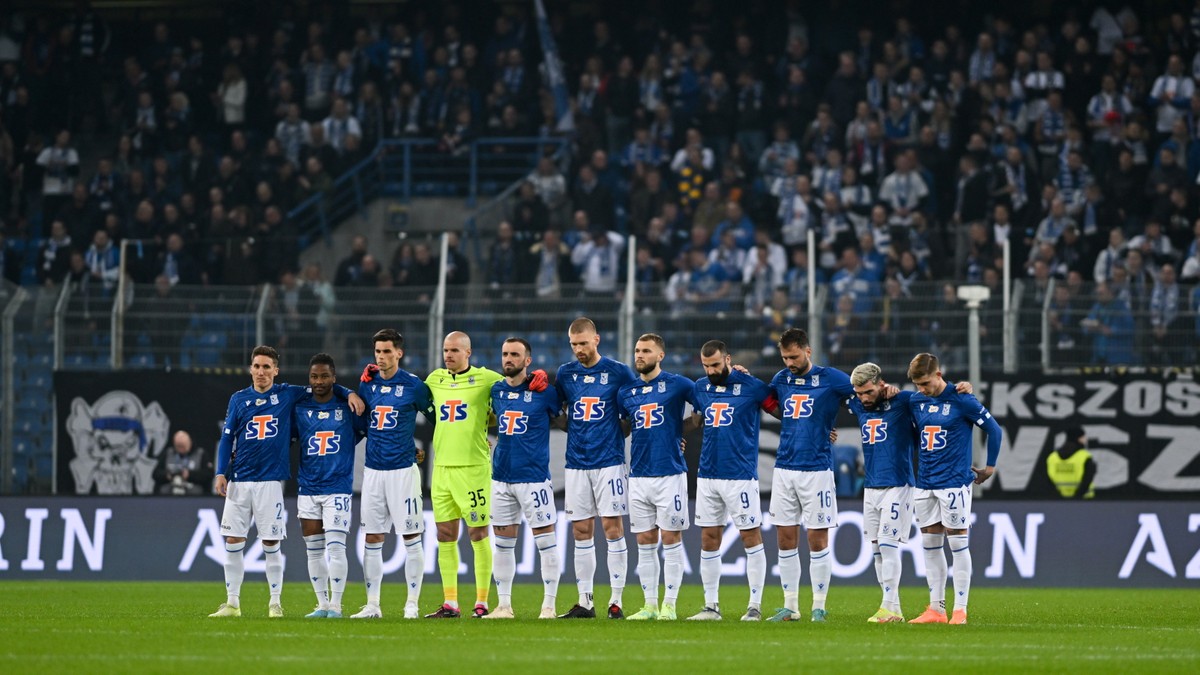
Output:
[{"xmin": 2, "ymin": 581, "xmax": 1198, "ymax": 673}]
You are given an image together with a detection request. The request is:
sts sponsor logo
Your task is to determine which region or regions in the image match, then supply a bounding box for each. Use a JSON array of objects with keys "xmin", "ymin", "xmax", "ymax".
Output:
[
  {"xmin": 783, "ymin": 394, "xmax": 814, "ymax": 419},
  {"xmin": 920, "ymin": 425, "xmax": 948, "ymax": 451},
  {"xmin": 440, "ymin": 400, "xmax": 468, "ymax": 422},
  {"xmin": 861, "ymin": 419, "xmax": 888, "ymax": 445},
  {"xmin": 499, "ymin": 411, "xmax": 528, "ymax": 435},
  {"xmin": 572, "ymin": 397, "xmax": 605, "ymax": 421},
  {"xmin": 635, "ymin": 403, "xmax": 664, "ymax": 429},
  {"xmin": 371, "ymin": 406, "xmax": 399, "ymax": 430},
  {"xmin": 245, "ymin": 415, "xmax": 279, "ymax": 440},
  {"xmin": 704, "ymin": 403, "xmax": 733, "ymax": 427}
]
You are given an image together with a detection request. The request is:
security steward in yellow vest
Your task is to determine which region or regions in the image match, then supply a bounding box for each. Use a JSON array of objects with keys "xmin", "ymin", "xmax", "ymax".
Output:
[{"xmin": 1046, "ymin": 425, "xmax": 1096, "ymax": 499}]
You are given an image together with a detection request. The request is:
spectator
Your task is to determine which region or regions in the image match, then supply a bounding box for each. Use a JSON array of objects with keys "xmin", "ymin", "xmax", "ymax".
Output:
[
  {"xmin": 571, "ymin": 164, "xmax": 614, "ymax": 229},
  {"xmin": 486, "ymin": 221, "xmax": 520, "ymax": 299},
  {"xmin": 878, "ymin": 152, "xmax": 929, "ymax": 228},
  {"xmin": 711, "ymin": 200, "xmax": 754, "ymax": 250},
  {"xmin": 1082, "ymin": 281, "xmax": 1136, "ymax": 365},
  {"xmin": 524, "ymin": 228, "xmax": 576, "ymax": 298},
  {"xmin": 36, "ymin": 129, "xmax": 81, "ymax": 230},
  {"xmin": 84, "ymin": 229, "xmax": 119, "ymax": 293},
  {"xmin": 1149, "ymin": 263, "xmax": 1185, "ymax": 366},
  {"xmin": 571, "ymin": 226, "xmax": 624, "ymax": 298},
  {"xmin": 334, "ymin": 235, "xmax": 368, "ymax": 286},
  {"xmin": 37, "ymin": 219, "xmax": 74, "ymax": 286},
  {"xmin": 322, "ymin": 98, "xmax": 363, "ymax": 156},
  {"xmin": 153, "ymin": 430, "xmax": 213, "ymax": 496}
]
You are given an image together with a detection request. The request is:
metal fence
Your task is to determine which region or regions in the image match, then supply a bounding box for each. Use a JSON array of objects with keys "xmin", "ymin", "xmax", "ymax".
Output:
[{"xmin": 288, "ymin": 137, "xmax": 567, "ymax": 250}]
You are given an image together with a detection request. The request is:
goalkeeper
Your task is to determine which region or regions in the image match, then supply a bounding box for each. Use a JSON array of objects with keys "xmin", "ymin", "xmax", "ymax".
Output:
[{"xmin": 422, "ymin": 330, "xmax": 546, "ymax": 618}]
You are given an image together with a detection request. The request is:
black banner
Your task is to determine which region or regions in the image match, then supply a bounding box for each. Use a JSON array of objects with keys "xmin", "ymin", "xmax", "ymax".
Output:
[{"xmin": 972, "ymin": 373, "xmax": 1200, "ymax": 500}]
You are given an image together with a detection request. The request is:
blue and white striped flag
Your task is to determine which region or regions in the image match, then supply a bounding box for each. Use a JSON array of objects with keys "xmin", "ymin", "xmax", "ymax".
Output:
[{"xmin": 533, "ymin": 0, "xmax": 574, "ymax": 133}]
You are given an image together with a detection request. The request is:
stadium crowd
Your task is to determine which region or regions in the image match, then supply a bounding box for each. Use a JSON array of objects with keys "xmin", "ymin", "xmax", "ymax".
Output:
[{"xmin": 2, "ymin": 2, "xmax": 1200, "ymax": 368}]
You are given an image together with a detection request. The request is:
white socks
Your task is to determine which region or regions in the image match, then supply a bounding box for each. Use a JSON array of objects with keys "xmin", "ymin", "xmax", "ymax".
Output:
[
  {"xmin": 879, "ymin": 541, "xmax": 901, "ymax": 614},
  {"xmin": 746, "ymin": 543, "xmax": 766, "ymax": 611},
  {"xmin": 403, "ymin": 537, "xmax": 424, "ymax": 608},
  {"xmin": 662, "ymin": 542, "xmax": 684, "ymax": 606},
  {"xmin": 535, "ymin": 532, "xmax": 559, "ymax": 608},
  {"xmin": 809, "ymin": 546, "xmax": 831, "ymax": 611},
  {"xmin": 948, "ymin": 534, "xmax": 972, "ymax": 612},
  {"xmin": 922, "ymin": 533, "xmax": 947, "ymax": 612},
  {"xmin": 606, "ymin": 537, "xmax": 627, "ymax": 607},
  {"xmin": 493, "ymin": 535, "xmax": 517, "ymax": 607},
  {"xmin": 778, "ymin": 547, "xmax": 801, "ymax": 613},
  {"xmin": 574, "ymin": 539, "xmax": 596, "ymax": 608},
  {"xmin": 224, "ymin": 540, "xmax": 245, "ymax": 606},
  {"xmin": 304, "ymin": 534, "xmax": 329, "ymax": 608},
  {"xmin": 325, "ymin": 531, "xmax": 348, "ymax": 611},
  {"xmin": 700, "ymin": 550, "xmax": 721, "ymax": 608},
  {"xmin": 262, "ymin": 542, "xmax": 283, "ymax": 604},
  {"xmin": 363, "ymin": 541, "xmax": 383, "ymax": 606},
  {"xmin": 637, "ymin": 543, "xmax": 660, "ymax": 606}
]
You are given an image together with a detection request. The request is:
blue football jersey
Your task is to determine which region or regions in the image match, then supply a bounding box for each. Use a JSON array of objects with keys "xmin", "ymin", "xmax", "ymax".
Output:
[
  {"xmin": 769, "ymin": 365, "xmax": 855, "ymax": 471},
  {"xmin": 555, "ymin": 356, "xmax": 637, "ymax": 470},
  {"xmin": 358, "ymin": 369, "xmax": 435, "ymax": 471},
  {"xmin": 294, "ymin": 394, "xmax": 364, "ymax": 495},
  {"xmin": 910, "ymin": 388, "xmax": 999, "ymax": 490},
  {"xmin": 617, "ymin": 371, "xmax": 697, "ymax": 477},
  {"xmin": 491, "ymin": 379, "xmax": 561, "ymax": 483},
  {"xmin": 693, "ymin": 369, "xmax": 771, "ymax": 480},
  {"xmin": 847, "ymin": 390, "xmax": 917, "ymax": 489},
  {"xmin": 217, "ymin": 383, "xmax": 312, "ymax": 482}
]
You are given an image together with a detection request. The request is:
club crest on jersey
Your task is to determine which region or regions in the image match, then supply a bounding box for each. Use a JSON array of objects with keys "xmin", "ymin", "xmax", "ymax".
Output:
[
  {"xmin": 733, "ymin": 383, "xmax": 741, "ymax": 396},
  {"xmin": 601, "ymin": 372, "xmax": 609, "ymax": 385},
  {"xmin": 335, "ymin": 408, "xmax": 343, "ymax": 421},
  {"xmin": 942, "ymin": 403, "xmax": 951, "ymax": 415},
  {"xmin": 270, "ymin": 394, "xmax": 279, "ymax": 405},
  {"xmin": 318, "ymin": 411, "xmax": 330, "ymax": 420},
  {"xmin": 812, "ymin": 375, "xmax": 820, "ymax": 386},
  {"xmin": 395, "ymin": 386, "xmax": 404, "ymax": 397},
  {"xmin": 657, "ymin": 380, "xmax": 666, "ymax": 393},
  {"xmin": 523, "ymin": 391, "xmax": 532, "ymax": 402}
]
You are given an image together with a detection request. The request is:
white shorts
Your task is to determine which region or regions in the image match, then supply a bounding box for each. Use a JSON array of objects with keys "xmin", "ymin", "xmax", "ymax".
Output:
[
  {"xmin": 862, "ymin": 486, "xmax": 913, "ymax": 543},
  {"xmin": 564, "ymin": 465, "xmax": 629, "ymax": 521},
  {"xmin": 297, "ymin": 493, "xmax": 354, "ymax": 533},
  {"xmin": 694, "ymin": 478, "xmax": 762, "ymax": 530},
  {"xmin": 491, "ymin": 479, "xmax": 558, "ymax": 528},
  {"xmin": 221, "ymin": 480, "xmax": 286, "ymax": 540},
  {"xmin": 768, "ymin": 468, "xmax": 838, "ymax": 529},
  {"xmin": 914, "ymin": 484, "xmax": 973, "ymax": 531},
  {"xmin": 629, "ymin": 474, "xmax": 690, "ymax": 533},
  {"xmin": 360, "ymin": 466, "xmax": 424, "ymax": 535}
]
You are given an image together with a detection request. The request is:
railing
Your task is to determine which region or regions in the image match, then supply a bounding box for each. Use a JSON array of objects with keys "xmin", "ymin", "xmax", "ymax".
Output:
[{"xmin": 286, "ymin": 137, "xmax": 567, "ymax": 252}]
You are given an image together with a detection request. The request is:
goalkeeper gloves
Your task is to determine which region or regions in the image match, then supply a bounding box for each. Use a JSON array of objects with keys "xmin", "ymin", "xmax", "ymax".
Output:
[
  {"xmin": 360, "ymin": 363, "xmax": 379, "ymax": 382},
  {"xmin": 527, "ymin": 369, "xmax": 548, "ymax": 392}
]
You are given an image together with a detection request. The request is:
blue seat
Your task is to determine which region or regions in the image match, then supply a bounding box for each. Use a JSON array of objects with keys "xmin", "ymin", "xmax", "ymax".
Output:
[
  {"xmin": 193, "ymin": 331, "xmax": 227, "ymax": 365},
  {"xmin": 128, "ymin": 353, "xmax": 155, "ymax": 368},
  {"xmin": 64, "ymin": 353, "xmax": 93, "ymax": 368}
]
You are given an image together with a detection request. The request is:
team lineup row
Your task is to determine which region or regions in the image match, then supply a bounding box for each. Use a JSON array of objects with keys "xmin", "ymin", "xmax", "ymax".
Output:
[{"xmin": 207, "ymin": 319, "xmax": 1002, "ymax": 624}]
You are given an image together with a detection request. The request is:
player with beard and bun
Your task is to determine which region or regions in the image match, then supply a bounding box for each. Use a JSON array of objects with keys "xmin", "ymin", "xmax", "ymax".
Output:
[
  {"xmin": 686, "ymin": 340, "xmax": 777, "ymax": 622},
  {"xmin": 355, "ymin": 329, "xmax": 436, "ymax": 619},
  {"xmin": 294, "ymin": 353, "xmax": 365, "ymax": 619},
  {"xmin": 554, "ymin": 317, "xmax": 638, "ymax": 619},
  {"xmin": 210, "ymin": 345, "xmax": 364, "ymax": 619},
  {"xmin": 485, "ymin": 338, "xmax": 563, "ymax": 619},
  {"xmin": 616, "ymin": 334, "xmax": 701, "ymax": 621}
]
